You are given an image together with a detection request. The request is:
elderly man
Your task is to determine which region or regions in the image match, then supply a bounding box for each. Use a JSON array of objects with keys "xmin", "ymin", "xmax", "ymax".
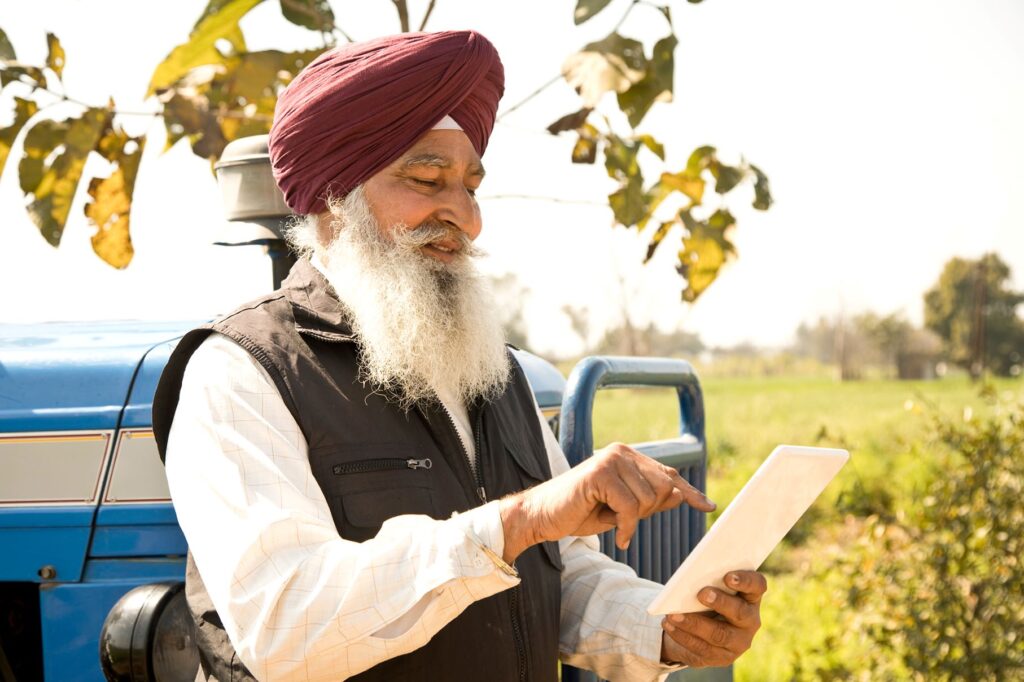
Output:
[{"xmin": 153, "ymin": 30, "xmax": 767, "ymax": 682}]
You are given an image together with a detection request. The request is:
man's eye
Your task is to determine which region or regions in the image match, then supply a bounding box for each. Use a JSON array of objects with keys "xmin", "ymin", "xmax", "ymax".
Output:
[{"xmin": 412, "ymin": 178, "xmax": 437, "ymax": 187}]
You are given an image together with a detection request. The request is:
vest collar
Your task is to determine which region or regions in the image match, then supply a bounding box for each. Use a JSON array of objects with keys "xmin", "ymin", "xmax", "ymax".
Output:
[{"xmin": 281, "ymin": 258, "xmax": 357, "ymax": 342}]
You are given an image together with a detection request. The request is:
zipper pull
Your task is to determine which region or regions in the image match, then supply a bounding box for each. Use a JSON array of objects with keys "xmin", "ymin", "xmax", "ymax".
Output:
[
  {"xmin": 477, "ymin": 486, "xmax": 488, "ymax": 502},
  {"xmin": 407, "ymin": 458, "xmax": 433, "ymax": 470}
]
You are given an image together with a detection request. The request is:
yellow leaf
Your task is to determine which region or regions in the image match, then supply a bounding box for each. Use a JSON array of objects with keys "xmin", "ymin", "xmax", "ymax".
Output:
[
  {"xmin": 87, "ymin": 169, "xmax": 134, "ymax": 268},
  {"xmin": 147, "ymin": 0, "xmax": 262, "ymax": 97},
  {"xmin": 659, "ymin": 171, "xmax": 705, "ymax": 204},
  {"xmin": 46, "ymin": 32, "xmax": 65, "ymax": 80},
  {"xmin": 86, "ymin": 132, "xmax": 145, "ymax": 268},
  {"xmin": 0, "ymin": 97, "xmax": 38, "ymax": 182},
  {"xmin": 680, "ymin": 234, "xmax": 726, "ymax": 302}
]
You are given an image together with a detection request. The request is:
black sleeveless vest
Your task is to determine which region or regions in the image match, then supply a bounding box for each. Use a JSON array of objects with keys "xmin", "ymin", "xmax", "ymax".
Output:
[{"xmin": 153, "ymin": 260, "xmax": 562, "ymax": 681}]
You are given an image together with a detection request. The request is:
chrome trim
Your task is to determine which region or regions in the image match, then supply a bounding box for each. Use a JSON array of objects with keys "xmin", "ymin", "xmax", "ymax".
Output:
[
  {"xmin": 0, "ymin": 430, "xmax": 113, "ymax": 506},
  {"xmin": 102, "ymin": 429, "xmax": 172, "ymax": 504}
]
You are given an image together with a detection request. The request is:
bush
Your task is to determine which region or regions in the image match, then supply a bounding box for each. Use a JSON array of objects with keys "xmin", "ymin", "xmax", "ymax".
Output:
[{"xmin": 797, "ymin": 391, "xmax": 1024, "ymax": 680}]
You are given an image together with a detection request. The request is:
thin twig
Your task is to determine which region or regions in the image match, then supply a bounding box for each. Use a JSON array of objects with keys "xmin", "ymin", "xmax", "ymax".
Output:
[
  {"xmin": 418, "ymin": 0, "xmax": 437, "ymax": 31},
  {"xmin": 496, "ymin": 73, "xmax": 562, "ymax": 121},
  {"xmin": 333, "ymin": 25, "xmax": 354, "ymax": 42},
  {"xmin": 391, "ymin": 0, "xmax": 411, "ymax": 32},
  {"xmin": 613, "ymin": 0, "xmax": 641, "ymax": 32},
  {"xmin": 11, "ymin": 73, "xmax": 160, "ymax": 117},
  {"xmin": 478, "ymin": 193, "xmax": 605, "ymax": 207}
]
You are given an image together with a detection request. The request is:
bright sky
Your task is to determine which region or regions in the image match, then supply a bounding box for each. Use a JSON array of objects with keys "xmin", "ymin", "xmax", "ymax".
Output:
[{"xmin": 1, "ymin": 0, "xmax": 1023, "ymax": 357}]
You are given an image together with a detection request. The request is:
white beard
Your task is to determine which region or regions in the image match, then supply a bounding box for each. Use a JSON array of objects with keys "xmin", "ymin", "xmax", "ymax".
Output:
[{"xmin": 314, "ymin": 186, "xmax": 510, "ymax": 407}]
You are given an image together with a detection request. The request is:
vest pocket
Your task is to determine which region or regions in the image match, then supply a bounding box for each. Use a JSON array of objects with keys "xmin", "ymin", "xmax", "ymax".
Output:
[{"xmin": 319, "ymin": 452, "xmax": 440, "ymax": 543}]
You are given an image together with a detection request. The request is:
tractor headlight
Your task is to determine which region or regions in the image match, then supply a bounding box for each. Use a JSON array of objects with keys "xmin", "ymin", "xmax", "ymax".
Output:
[{"xmin": 100, "ymin": 582, "xmax": 199, "ymax": 682}]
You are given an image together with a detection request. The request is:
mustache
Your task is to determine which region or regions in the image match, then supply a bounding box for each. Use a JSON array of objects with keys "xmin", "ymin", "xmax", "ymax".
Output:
[{"xmin": 389, "ymin": 220, "xmax": 486, "ymax": 258}]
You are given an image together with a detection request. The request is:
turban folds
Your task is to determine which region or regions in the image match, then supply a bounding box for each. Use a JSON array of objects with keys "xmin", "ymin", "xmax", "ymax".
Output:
[{"xmin": 269, "ymin": 30, "xmax": 505, "ymax": 215}]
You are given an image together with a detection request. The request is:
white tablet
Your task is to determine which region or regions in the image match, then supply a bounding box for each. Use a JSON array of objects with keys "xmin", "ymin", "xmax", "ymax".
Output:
[{"xmin": 648, "ymin": 444, "xmax": 849, "ymax": 615}]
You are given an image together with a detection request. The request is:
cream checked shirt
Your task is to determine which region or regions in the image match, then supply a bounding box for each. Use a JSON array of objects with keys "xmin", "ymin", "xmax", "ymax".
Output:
[{"xmin": 165, "ymin": 333, "xmax": 680, "ymax": 682}]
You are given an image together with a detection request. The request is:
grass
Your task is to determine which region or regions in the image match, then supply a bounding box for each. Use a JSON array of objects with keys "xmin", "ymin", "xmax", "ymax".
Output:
[{"xmin": 587, "ymin": 374, "xmax": 1024, "ymax": 681}]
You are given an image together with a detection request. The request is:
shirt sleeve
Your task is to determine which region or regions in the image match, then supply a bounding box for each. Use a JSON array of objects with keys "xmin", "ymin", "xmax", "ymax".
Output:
[
  {"xmin": 532, "ymin": 402, "xmax": 684, "ymax": 681},
  {"xmin": 164, "ymin": 333, "xmax": 518, "ymax": 681}
]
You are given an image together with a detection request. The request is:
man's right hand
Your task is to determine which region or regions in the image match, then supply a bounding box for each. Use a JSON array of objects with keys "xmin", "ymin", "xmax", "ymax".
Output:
[{"xmin": 499, "ymin": 443, "xmax": 716, "ymax": 563}]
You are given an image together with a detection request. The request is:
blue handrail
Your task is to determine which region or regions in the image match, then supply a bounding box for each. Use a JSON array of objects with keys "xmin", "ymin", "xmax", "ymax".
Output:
[{"xmin": 558, "ymin": 356, "xmax": 723, "ymax": 682}]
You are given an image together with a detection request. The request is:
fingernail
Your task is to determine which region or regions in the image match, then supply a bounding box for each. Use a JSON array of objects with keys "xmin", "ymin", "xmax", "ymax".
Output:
[
  {"xmin": 728, "ymin": 574, "xmax": 741, "ymax": 586},
  {"xmin": 663, "ymin": 620, "xmax": 675, "ymax": 632},
  {"xmin": 701, "ymin": 589, "xmax": 717, "ymax": 604},
  {"xmin": 703, "ymin": 495, "xmax": 716, "ymax": 509},
  {"xmin": 671, "ymin": 613, "xmax": 686, "ymax": 625}
]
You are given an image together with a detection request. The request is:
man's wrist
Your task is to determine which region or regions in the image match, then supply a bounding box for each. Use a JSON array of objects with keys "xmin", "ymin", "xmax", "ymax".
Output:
[{"xmin": 498, "ymin": 493, "xmax": 537, "ymax": 564}]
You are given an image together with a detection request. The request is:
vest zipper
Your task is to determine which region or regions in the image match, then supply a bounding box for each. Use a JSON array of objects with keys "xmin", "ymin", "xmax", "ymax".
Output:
[
  {"xmin": 332, "ymin": 458, "xmax": 432, "ymax": 475},
  {"xmin": 438, "ymin": 401, "xmax": 526, "ymax": 682},
  {"xmin": 439, "ymin": 404, "xmax": 488, "ymax": 503}
]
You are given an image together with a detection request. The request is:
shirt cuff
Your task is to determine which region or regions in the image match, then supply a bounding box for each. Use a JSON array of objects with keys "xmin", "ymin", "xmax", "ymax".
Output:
[{"xmin": 448, "ymin": 501, "xmax": 519, "ymax": 581}]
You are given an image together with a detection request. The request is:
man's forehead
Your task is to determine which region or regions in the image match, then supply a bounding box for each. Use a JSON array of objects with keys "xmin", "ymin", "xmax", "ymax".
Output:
[{"xmin": 398, "ymin": 133, "xmax": 485, "ymax": 176}]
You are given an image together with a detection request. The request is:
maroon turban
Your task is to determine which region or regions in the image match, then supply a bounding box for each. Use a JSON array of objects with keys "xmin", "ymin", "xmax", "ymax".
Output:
[{"xmin": 268, "ymin": 30, "xmax": 505, "ymax": 215}]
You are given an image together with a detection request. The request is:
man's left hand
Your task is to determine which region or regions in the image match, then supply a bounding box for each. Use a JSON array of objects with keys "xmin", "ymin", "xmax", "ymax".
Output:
[{"xmin": 660, "ymin": 570, "xmax": 767, "ymax": 668}]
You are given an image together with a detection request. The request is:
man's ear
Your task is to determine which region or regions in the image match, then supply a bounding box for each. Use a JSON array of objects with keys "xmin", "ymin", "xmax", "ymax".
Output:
[{"xmin": 316, "ymin": 211, "xmax": 337, "ymax": 246}]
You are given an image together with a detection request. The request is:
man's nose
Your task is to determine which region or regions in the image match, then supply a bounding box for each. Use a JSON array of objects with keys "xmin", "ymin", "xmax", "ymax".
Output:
[{"xmin": 434, "ymin": 183, "xmax": 481, "ymax": 240}]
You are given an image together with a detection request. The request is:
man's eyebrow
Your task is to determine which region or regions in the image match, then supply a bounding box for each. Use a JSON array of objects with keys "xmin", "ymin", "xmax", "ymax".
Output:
[{"xmin": 401, "ymin": 152, "xmax": 486, "ymax": 178}]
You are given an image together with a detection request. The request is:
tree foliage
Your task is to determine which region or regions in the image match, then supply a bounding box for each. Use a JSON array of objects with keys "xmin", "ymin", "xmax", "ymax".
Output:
[
  {"xmin": 924, "ymin": 253, "xmax": 1024, "ymax": 378},
  {"xmin": 0, "ymin": 0, "xmax": 770, "ymax": 302}
]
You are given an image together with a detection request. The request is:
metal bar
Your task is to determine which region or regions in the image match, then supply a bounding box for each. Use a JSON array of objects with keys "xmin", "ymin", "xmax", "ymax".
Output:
[{"xmin": 558, "ymin": 355, "xmax": 715, "ymax": 682}]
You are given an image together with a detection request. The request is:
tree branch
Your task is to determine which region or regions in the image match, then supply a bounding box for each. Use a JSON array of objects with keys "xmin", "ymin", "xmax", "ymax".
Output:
[
  {"xmin": 391, "ymin": 0, "xmax": 411, "ymax": 32},
  {"xmin": 496, "ymin": 74, "xmax": 562, "ymax": 121},
  {"xmin": 418, "ymin": 0, "xmax": 437, "ymax": 31},
  {"xmin": 479, "ymin": 193, "xmax": 605, "ymax": 207},
  {"xmin": 10, "ymin": 73, "xmax": 159, "ymax": 117}
]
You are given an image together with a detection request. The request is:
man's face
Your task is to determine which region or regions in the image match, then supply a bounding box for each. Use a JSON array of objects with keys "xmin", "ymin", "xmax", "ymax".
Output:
[{"xmin": 359, "ymin": 129, "xmax": 485, "ymax": 263}]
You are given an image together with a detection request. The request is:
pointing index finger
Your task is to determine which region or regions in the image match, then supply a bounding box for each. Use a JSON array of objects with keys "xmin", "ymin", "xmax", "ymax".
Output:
[{"xmin": 668, "ymin": 469, "xmax": 715, "ymax": 512}]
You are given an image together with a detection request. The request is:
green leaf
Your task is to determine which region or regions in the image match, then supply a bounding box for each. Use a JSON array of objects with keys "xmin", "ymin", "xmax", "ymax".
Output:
[
  {"xmin": 279, "ymin": 0, "xmax": 335, "ymax": 32},
  {"xmin": 573, "ymin": 0, "xmax": 613, "ymax": 25},
  {"xmin": 562, "ymin": 32, "xmax": 647, "ymax": 107},
  {"xmin": 617, "ymin": 34, "xmax": 677, "ymax": 128},
  {"xmin": 546, "ymin": 107, "xmax": 593, "ymax": 134},
  {"xmin": 46, "ymin": 33, "xmax": 65, "ymax": 80},
  {"xmin": 711, "ymin": 161, "xmax": 744, "ymax": 194},
  {"xmin": 603, "ymin": 134, "xmax": 641, "ymax": 181},
  {"xmin": 571, "ymin": 122, "xmax": 599, "ymax": 164},
  {"xmin": 604, "ymin": 135, "xmax": 648, "ymax": 225},
  {"xmin": 0, "ymin": 97, "xmax": 38, "ymax": 182},
  {"xmin": 86, "ymin": 128, "xmax": 145, "ymax": 268},
  {"xmin": 1, "ymin": 64, "xmax": 48, "ymax": 89},
  {"xmin": 19, "ymin": 107, "xmax": 110, "ymax": 247},
  {"xmin": 751, "ymin": 163, "xmax": 772, "ymax": 210},
  {"xmin": 147, "ymin": 0, "xmax": 262, "ymax": 97},
  {"xmin": 0, "ymin": 27, "xmax": 16, "ymax": 61},
  {"xmin": 609, "ymin": 176, "xmax": 647, "ymax": 226}
]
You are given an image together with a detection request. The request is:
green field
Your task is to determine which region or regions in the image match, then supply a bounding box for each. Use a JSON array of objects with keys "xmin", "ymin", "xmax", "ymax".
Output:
[{"xmin": 588, "ymin": 374, "xmax": 1024, "ymax": 681}]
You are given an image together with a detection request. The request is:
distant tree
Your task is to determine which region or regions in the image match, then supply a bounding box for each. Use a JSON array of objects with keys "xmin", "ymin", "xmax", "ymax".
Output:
[
  {"xmin": 592, "ymin": 322, "xmax": 702, "ymax": 358},
  {"xmin": 924, "ymin": 253, "xmax": 1024, "ymax": 378}
]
